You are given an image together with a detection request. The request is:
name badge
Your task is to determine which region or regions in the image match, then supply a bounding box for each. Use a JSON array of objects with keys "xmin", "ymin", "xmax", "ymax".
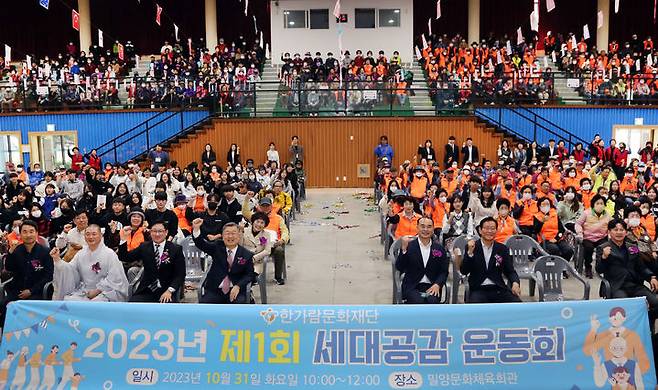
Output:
[{"xmin": 155, "ymin": 157, "xmax": 162, "ymax": 163}]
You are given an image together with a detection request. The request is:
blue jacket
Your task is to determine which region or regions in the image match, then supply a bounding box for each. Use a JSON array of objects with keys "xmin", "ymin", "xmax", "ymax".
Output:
[
  {"xmin": 374, "ymin": 144, "xmax": 394, "ymax": 162},
  {"xmin": 28, "ymin": 169, "xmax": 45, "ymax": 188}
]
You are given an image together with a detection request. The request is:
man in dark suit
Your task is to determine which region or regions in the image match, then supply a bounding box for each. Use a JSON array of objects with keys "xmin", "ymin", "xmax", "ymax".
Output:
[
  {"xmin": 1, "ymin": 220, "xmax": 53, "ymax": 324},
  {"xmin": 443, "ymin": 136, "xmax": 459, "ymax": 168},
  {"xmin": 395, "ymin": 217, "xmax": 449, "ymax": 304},
  {"xmin": 119, "ymin": 221, "xmax": 186, "ymax": 303},
  {"xmin": 461, "ymin": 137, "xmax": 480, "ymax": 165},
  {"xmin": 596, "ymin": 219, "xmax": 658, "ymax": 327},
  {"xmin": 457, "ymin": 217, "xmax": 521, "ymax": 303},
  {"xmin": 192, "ymin": 219, "xmax": 254, "ymax": 304}
]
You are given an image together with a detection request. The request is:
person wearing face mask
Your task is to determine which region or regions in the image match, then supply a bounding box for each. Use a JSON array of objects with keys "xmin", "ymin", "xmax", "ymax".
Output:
[
  {"xmin": 575, "ymin": 194, "xmax": 612, "ymax": 278},
  {"xmin": 424, "ymin": 189, "xmax": 450, "ymax": 237},
  {"xmin": 580, "ymin": 178, "xmax": 595, "ymax": 209},
  {"xmin": 409, "ymin": 166, "xmax": 429, "ymax": 203},
  {"xmin": 624, "ymin": 207, "xmax": 658, "ymax": 271},
  {"xmin": 494, "ymin": 198, "xmax": 519, "ymax": 243},
  {"xmin": 557, "ymin": 186, "xmax": 583, "ymax": 232},
  {"xmin": 639, "ymin": 200, "xmax": 657, "ymax": 242},
  {"xmin": 219, "ymin": 185, "xmax": 242, "ymax": 225},
  {"xmin": 513, "ymin": 185, "xmax": 538, "ymax": 237},
  {"xmin": 534, "ymin": 197, "xmax": 574, "ymax": 261},
  {"xmin": 497, "ymin": 179, "xmax": 517, "ymax": 204},
  {"xmin": 612, "ymin": 142, "xmax": 630, "ymax": 179},
  {"xmin": 172, "ymin": 194, "xmax": 192, "ymax": 238},
  {"xmin": 186, "ymin": 193, "xmax": 230, "ymax": 241},
  {"xmin": 563, "ymin": 167, "xmax": 580, "ymax": 190},
  {"xmin": 27, "ymin": 203, "xmax": 50, "ymax": 238}
]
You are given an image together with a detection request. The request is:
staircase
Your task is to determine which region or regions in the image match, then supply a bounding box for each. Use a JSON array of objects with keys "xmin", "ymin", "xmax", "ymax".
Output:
[
  {"xmin": 117, "ymin": 55, "xmax": 155, "ymax": 106},
  {"xmin": 538, "ymin": 55, "xmax": 587, "ymax": 105},
  {"xmin": 255, "ymin": 59, "xmax": 279, "ymax": 117},
  {"xmin": 407, "ymin": 59, "xmax": 435, "ymax": 116}
]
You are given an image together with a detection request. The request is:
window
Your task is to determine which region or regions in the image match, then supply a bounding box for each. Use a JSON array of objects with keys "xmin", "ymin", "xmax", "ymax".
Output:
[
  {"xmin": 310, "ymin": 9, "xmax": 329, "ymax": 29},
  {"xmin": 379, "ymin": 9, "xmax": 400, "ymax": 27},
  {"xmin": 0, "ymin": 132, "xmax": 21, "ymax": 168},
  {"xmin": 28, "ymin": 131, "xmax": 78, "ymax": 172},
  {"xmin": 355, "ymin": 8, "xmax": 375, "ymax": 29},
  {"xmin": 283, "ymin": 10, "xmax": 306, "ymax": 29}
]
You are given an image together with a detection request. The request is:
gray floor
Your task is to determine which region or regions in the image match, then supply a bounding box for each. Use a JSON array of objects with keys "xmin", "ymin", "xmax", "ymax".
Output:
[{"xmin": 261, "ymin": 188, "xmax": 600, "ymax": 305}]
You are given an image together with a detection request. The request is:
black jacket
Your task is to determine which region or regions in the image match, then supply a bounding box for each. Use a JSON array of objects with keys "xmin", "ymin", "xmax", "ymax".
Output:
[
  {"xmin": 460, "ymin": 240, "xmax": 520, "ymax": 290},
  {"xmin": 193, "ymin": 236, "xmax": 254, "ymax": 292},
  {"xmin": 595, "ymin": 239, "xmax": 654, "ymax": 292},
  {"xmin": 461, "ymin": 145, "xmax": 480, "ymax": 164},
  {"xmin": 145, "ymin": 208, "xmax": 178, "ymax": 238},
  {"xmin": 201, "ymin": 150, "xmax": 217, "ymax": 167},
  {"xmin": 396, "ymin": 239, "xmax": 449, "ymax": 294},
  {"xmin": 119, "ymin": 240, "xmax": 186, "ymax": 296},
  {"xmin": 417, "ymin": 146, "xmax": 437, "ymax": 162},
  {"xmin": 5, "ymin": 243, "xmax": 54, "ymax": 298},
  {"xmin": 443, "ymin": 143, "xmax": 459, "ymax": 166}
]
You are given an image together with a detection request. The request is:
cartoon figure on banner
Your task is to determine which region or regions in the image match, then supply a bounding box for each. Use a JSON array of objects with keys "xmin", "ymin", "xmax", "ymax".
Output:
[
  {"xmin": 56, "ymin": 342, "xmax": 80, "ymax": 390},
  {"xmin": 69, "ymin": 373, "xmax": 83, "ymax": 390},
  {"xmin": 25, "ymin": 344, "xmax": 43, "ymax": 390},
  {"xmin": 583, "ymin": 306, "xmax": 651, "ymax": 389},
  {"xmin": 10, "ymin": 346, "xmax": 28, "ymax": 389},
  {"xmin": 40, "ymin": 345, "xmax": 60, "ymax": 390},
  {"xmin": 0, "ymin": 351, "xmax": 15, "ymax": 390}
]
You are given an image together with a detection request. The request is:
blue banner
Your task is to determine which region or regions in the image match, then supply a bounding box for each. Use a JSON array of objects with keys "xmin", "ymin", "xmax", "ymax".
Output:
[
  {"xmin": 0, "ymin": 298, "xmax": 655, "ymax": 389},
  {"xmin": 39, "ymin": 0, "xmax": 49, "ymax": 10}
]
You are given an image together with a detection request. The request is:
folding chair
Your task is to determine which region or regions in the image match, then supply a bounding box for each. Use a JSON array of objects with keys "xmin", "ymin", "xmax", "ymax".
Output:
[
  {"xmin": 504, "ymin": 235, "xmax": 548, "ymax": 296},
  {"xmin": 450, "ymin": 235, "xmax": 470, "ymax": 304},
  {"xmin": 534, "ymin": 255, "xmax": 590, "ymax": 301}
]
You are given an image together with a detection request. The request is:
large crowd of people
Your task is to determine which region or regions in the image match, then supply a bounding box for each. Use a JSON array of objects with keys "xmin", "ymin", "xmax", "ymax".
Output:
[
  {"xmin": 549, "ymin": 32, "xmax": 658, "ymax": 104},
  {"xmin": 418, "ymin": 34, "xmax": 555, "ymax": 108},
  {"xmin": 0, "ymin": 135, "xmax": 306, "ymax": 323}
]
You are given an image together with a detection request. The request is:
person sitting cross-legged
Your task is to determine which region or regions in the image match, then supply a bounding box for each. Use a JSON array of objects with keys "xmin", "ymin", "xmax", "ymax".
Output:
[
  {"xmin": 119, "ymin": 221, "xmax": 186, "ymax": 303},
  {"xmin": 395, "ymin": 216, "xmax": 449, "ymax": 304},
  {"xmin": 456, "ymin": 216, "xmax": 522, "ymax": 303}
]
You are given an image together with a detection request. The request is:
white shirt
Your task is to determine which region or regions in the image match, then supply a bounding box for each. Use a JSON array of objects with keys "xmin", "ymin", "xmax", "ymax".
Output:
[
  {"xmin": 466, "ymin": 146, "xmax": 473, "ymax": 162},
  {"xmin": 153, "ymin": 242, "xmax": 164, "ymax": 260},
  {"xmin": 418, "ymin": 239, "xmax": 432, "ymax": 284},
  {"xmin": 482, "ymin": 241, "xmax": 494, "ymax": 286}
]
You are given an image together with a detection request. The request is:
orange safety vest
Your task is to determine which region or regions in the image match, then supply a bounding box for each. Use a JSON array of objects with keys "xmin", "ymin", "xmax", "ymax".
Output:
[
  {"xmin": 517, "ymin": 175, "xmax": 533, "ymax": 188},
  {"xmin": 125, "ymin": 227, "xmax": 146, "ymax": 251},
  {"xmin": 501, "ymin": 187, "xmax": 517, "ymax": 204},
  {"xmin": 410, "ymin": 177, "xmax": 428, "ymax": 199},
  {"xmin": 174, "ymin": 207, "xmax": 192, "ymax": 232},
  {"xmin": 516, "ymin": 199, "xmax": 538, "ymax": 227},
  {"xmin": 440, "ymin": 178, "xmax": 459, "ymax": 196},
  {"xmin": 619, "ymin": 177, "xmax": 638, "ymax": 194},
  {"xmin": 642, "ymin": 214, "xmax": 657, "ymax": 241},
  {"xmin": 193, "ymin": 196, "xmax": 206, "ymax": 213},
  {"xmin": 495, "ymin": 215, "xmax": 516, "ymax": 244},
  {"xmin": 581, "ymin": 191, "xmax": 594, "ymax": 209},
  {"xmin": 394, "ymin": 212, "xmax": 421, "ymax": 239},
  {"xmin": 267, "ymin": 212, "xmax": 284, "ymax": 240},
  {"xmin": 424, "ymin": 199, "xmax": 449, "ymax": 229},
  {"xmin": 537, "ymin": 209, "xmax": 559, "ymax": 243}
]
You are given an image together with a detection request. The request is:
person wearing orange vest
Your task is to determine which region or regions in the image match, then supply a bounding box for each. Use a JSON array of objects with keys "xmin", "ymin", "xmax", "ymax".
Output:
[
  {"xmin": 640, "ymin": 200, "xmax": 657, "ymax": 241},
  {"xmin": 580, "ymin": 178, "xmax": 595, "ymax": 209},
  {"xmin": 513, "ymin": 185, "xmax": 538, "ymax": 236},
  {"xmin": 440, "ymin": 169, "xmax": 460, "ymax": 197},
  {"xmin": 424, "ymin": 188, "xmax": 450, "ymax": 236},
  {"xmin": 409, "ymin": 166, "xmax": 429, "ymax": 202},
  {"xmin": 173, "ymin": 194, "xmax": 192, "ymax": 236},
  {"xmin": 388, "ymin": 197, "xmax": 421, "ymax": 239},
  {"xmin": 495, "ymin": 198, "xmax": 519, "ymax": 244},
  {"xmin": 534, "ymin": 197, "xmax": 574, "ymax": 261},
  {"xmin": 619, "ymin": 167, "xmax": 639, "ymax": 199}
]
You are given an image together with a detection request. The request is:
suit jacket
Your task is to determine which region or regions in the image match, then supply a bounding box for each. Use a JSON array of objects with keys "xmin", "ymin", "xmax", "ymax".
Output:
[
  {"xmin": 444, "ymin": 143, "xmax": 459, "ymax": 166},
  {"xmin": 595, "ymin": 239, "xmax": 654, "ymax": 292},
  {"xmin": 460, "ymin": 240, "xmax": 520, "ymax": 290},
  {"xmin": 193, "ymin": 234, "xmax": 254, "ymax": 293},
  {"xmin": 461, "ymin": 145, "xmax": 480, "ymax": 164},
  {"xmin": 396, "ymin": 240, "xmax": 449, "ymax": 294},
  {"xmin": 119, "ymin": 240, "xmax": 186, "ymax": 296},
  {"xmin": 417, "ymin": 146, "xmax": 437, "ymax": 162}
]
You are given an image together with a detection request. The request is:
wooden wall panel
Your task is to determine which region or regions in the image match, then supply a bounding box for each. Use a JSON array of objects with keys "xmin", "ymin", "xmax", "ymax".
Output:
[{"xmin": 168, "ymin": 117, "xmax": 506, "ymax": 188}]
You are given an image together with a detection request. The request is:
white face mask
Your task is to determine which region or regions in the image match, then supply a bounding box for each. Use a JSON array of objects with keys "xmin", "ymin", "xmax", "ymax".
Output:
[
  {"xmin": 31, "ymin": 210, "xmax": 42, "ymax": 219},
  {"xmin": 522, "ymin": 193, "xmax": 532, "ymax": 200},
  {"xmin": 499, "ymin": 209, "xmax": 509, "ymax": 217},
  {"xmin": 569, "ymin": 172, "xmax": 576, "ymax": 178},
  {"xmin": 415, "ymin": 172, "xmax": 423, "ymax": 178},
  {"xmin": 177, "ymin": 204, "xmax": 186, "ymax": 210},
  {"xmin": 540, "ymin": 206, "xmax": 551, "ymax": 214},
  {"xmin": 197, "ymin": 190, "xmax": 205, "ymax": 196},
  {"xmin": 581, "ymin": 184, "xmax": 591, "ymax": 191},
  {"xmin": 564, "ymin": 193, "xmax": 575, "ymax": 201},
  {"xmin": 629, "ymin": 217, "xmax": 641, "ymax": 227},
  {"xmin": 439, "ymin": 196, "xmax": 447, "ymax": 203}
]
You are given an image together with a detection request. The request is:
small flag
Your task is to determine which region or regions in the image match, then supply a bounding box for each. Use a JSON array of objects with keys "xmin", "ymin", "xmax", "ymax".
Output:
[
  {"xmin": 39, "ymin": 0, "xmax": 49, "ymax": 10},
  {"xmin": 22, "ymin": 329, "xmax": 30, "ymax": 337},
  {"xmin": 614, "ymin": 0, "xmax": 619, "ymax": 13},
  {"xmin": 155, "ymin": 4, "xmax": 162, "ymax": 26},
  {"xmin": 72, "ymin": 9, "xmax": 80, "ymax": 31},
  {"xmin": 415, "ymin": 45, "xmax": 422, "ymax": 59},
  {"xmin": 546, "ymin": 0, "xmax": 555, "ymax": 12},
  {"xmin": 428, "ymin": 18, "xmax": 432, "ymax": 35},
  {"xmin": 597, "ymin": 11, "xmax": 604, "ymax": 28},
  {"xmin": 516, "ymin": 27, "xmax": 524, "ymax": 45},
  {"xmin": 30, "ymin": 324, "xmax": 39, "ymax": 334},
  {"xmin": 14, "ymin": 331, "xmax": 21, "ymax": 341},
  {"xmin": 649, "ymin": 54, "xmax": 654, "ymax": 67},
  {"xmin": 4, "ymin": 45, "xmax": 10, "ymax": 64},
  {"xmin": 174, "ymin": 24, "xmax": 179, "ymax": 41},
  {"xmin": 260, "ymin": 31, "xmax": 264, "ymax": 49},
  {"xmin": 4, "ymin": 333, "xmax": 11, "ymax": 342},
  {"xmin": 530, "ymin": 11, "xmax": 539, "ymax": 32},
  {"xmin": 496, "ymin": 50, "xmax": 503, "ymax": 64},
  {"xmin": 253, "ymin": 16, "xmax": 258, "ymax": 34},
  {"xmin": 637, "ymin": 59, "xmax": 641, "ymax": 72},
  {"xmin": 506, "ymin": 40, "xmax": 512, "ymax": 54},
  {"xmin": 436, "ymin": 0, "xmax": 441, "ymax": 19},
  {"xmin": 118, "ymin": 43, "xmax": 124, "ymax": 60},
  {"xmin": 571, "ymin": 34, "xmax": 577, "ymax": 49},
  {"xmin": 421, "ymin": 33, "xmax": 428, "ymax": 49},
  {"xmin": 26, "ymin": 55, "xmax": 32, "ymax": 69},
  {"xmin": 98, "ymin": 29, "xmax": 104, "ymax": 47},
  {"xmin": 583, "ymin": 24, "xmax": 590, "ymax": 40},
  {"xmin": 333, "ymin": 0, "xmax": 341, "ymax": 19},
  {"xmin": 245, "ymin": 0, "xmax": 248, "ymax": 16}
]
